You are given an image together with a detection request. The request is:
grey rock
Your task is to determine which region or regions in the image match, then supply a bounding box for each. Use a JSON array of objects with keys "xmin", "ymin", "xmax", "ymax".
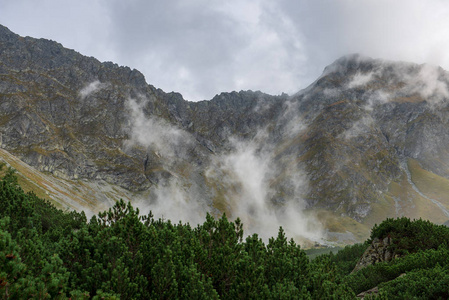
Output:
[{"xmin": 352, "ymin": 236, "xmax": 394, "ymax": 273}]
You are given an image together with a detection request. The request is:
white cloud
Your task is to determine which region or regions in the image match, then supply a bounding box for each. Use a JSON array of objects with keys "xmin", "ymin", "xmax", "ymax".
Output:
[
  {"xmin": 136, "ymin": 176, "xmax": 209, "ymax": 227},
  {"xmin": 4, "ymin": 0, "xmax": 449, "ymax": 101},
  {"xmin": 407, "ymin": 64, "xmax": 449, "ymax": 101},
  {"xmin": 347, "ymin": 72, "xmax": 375, "ymax": 89},
  {"xmin": 124, "ymin": 98, "xmax": 191, "ymax": 157},
  {"xmin": 205, "ymin": 132, "xmax": 323, "ymax": 242},
  {"xmin": 79, "ymin": 80, "xmax": 109, "ymax": 99},
  {"xmin": 124, "ymin": 97, "xmax": 210, "ymax": 226},
  {"xmin": 124, "ymin": 98, "xmax": 323, "ymax": 242}
]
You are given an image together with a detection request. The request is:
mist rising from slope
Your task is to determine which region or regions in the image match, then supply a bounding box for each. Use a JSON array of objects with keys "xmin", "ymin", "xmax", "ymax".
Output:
[
  {"xmin": 124, "ymin": 97, "xmax": 323, "ymax": 243},
  {"xmin": 124, "ymin": 98, "xmax": 209, "ymax": 226},
  {"xmin": 206, "ymin": 135, "xmax": 322, "ymax": 241},
  {"xmin": 125, "ymin": 98, "xmax": 192, "ymax": 157},
  {"xmin": 79, "ymin": 80, "xmax": 109, "ymax": 99}
]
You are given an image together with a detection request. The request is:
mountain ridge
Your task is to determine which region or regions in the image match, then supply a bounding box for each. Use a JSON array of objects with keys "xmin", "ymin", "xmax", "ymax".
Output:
[{"xmin": 2, "ymin": 24, "xmax": 449, "ymax": 243}]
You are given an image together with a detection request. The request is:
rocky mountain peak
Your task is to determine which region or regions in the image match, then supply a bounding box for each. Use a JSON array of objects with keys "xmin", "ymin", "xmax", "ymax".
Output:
[
  {"xmin": 0, "ymin": 24, "xmax": 17, "ymax": 41},
  {"xmin": 318, "ymin": 53, "xmax": 449, "ymax": 103},
  {"xmin": 322, "ymin": 53, "xmax": 374, "ymax": 75}
]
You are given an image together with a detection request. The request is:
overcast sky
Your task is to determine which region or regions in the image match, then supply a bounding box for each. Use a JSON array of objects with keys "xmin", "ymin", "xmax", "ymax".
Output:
[{"xmin": 2, "ymin": 0, "xmax": 449, "ymax": 101}]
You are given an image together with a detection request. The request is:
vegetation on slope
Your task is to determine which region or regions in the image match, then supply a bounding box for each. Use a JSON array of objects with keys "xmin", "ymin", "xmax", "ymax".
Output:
[{"xmin": 1, "ymin": 163, "xmax": 449, "ymax": 299}]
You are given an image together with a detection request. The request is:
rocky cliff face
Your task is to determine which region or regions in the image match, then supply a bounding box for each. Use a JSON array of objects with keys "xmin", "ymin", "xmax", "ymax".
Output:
[{"xmin": 2, "ymin": 25, "xmax": 449, "ymax": 242}]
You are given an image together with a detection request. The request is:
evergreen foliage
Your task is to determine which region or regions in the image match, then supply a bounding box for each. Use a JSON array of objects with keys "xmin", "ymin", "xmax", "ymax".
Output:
[
  {"xmin": 328, "ymin": 242, "xmax": 369, "ymax": 276},
  {"xmin": 370, "ymin": 217, "xmax": 449, "ymax": 255},
  {"xmin": 1, "ymin": 165, "xmax": 449, "ymax": 298}
]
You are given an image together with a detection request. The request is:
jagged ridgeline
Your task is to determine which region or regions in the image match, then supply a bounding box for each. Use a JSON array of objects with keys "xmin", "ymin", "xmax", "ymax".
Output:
[
  {"xmin": 1, "ymin": 24, "xmax": 449, "ymax": 244},
  {"xmin": 2, "ymin": 167, "xmax": 449, "ymax": 299}
]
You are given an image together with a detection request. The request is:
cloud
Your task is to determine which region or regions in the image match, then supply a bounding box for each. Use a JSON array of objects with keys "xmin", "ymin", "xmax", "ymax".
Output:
[
  {"xmin": 124, "ymin": 97, "xmax": 211, "ymax": 225},
  {"xmin": 108, "ymin": 0, "xmax": 449, "ymax": 101},
  {"xmin": 135, "ymin": 176, "xmax": 210, "ymax": 226},
  {"xmin": 124, "ymin": 97, "xmax": 323, "ymax": 242},
  {"xmin": 281, "ymin": 0, "xmax": 449, "ymax": 64},
  {"xmin": 407, "ymin": 64, "xmax": 449, "ymax": 103},
  {"xmin": 347, "ymin": 72, "xmax": 375, "ymax": 89},
  {"xmin": 4, "ymin": 1, "xmax": 449, "ymax": 101},
  {"xmin": 79, "ymin": 80, "xmax": 109, "ymax": 99},
  {"xmin": 205, "ymin": 130, "xmax": 323, "ymax": 242},
  {"xmin": 124, "ymin": 97, "xmax": 191, "ymax": 157},
  {"xmin": 104, "ymin": 0, "xmax": 309, "ymax": 100}
]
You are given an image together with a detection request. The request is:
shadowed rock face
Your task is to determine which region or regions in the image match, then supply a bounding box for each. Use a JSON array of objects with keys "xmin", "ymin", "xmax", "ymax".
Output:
[
  {"xmin": 2, "ymin": 25, "xmax": 449, "ymax": 224},
  {"xmin": 352, "ymin": 237, "xmax": 394, "ymax": 273}
]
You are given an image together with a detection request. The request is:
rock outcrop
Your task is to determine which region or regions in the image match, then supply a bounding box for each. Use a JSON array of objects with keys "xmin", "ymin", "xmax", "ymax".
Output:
[
  {"xmin": 356, "ymin": 286, "xmax": 379, "ymax": 299},
  {"xmin": 356, "ymin": 273, "xmax": 406, "ymax": 299},
  {"xmin": 352, "ymin": 237, "xmax": 395, "ymax": 273}
]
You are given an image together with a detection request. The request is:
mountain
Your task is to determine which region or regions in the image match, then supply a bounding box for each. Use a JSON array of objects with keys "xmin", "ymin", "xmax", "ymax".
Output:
[{"xmin": 1, "ymin": 24, "xmax": 449, "ymax": 244}]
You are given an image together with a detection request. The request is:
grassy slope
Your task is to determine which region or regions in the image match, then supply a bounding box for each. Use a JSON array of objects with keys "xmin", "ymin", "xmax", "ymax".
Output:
[
  {"xmin": 315, "ymin": 158, "xmax": 449, "ymax": 245},
  {"xmin": 408, "ymin": 158, "xmax": 449, "ymax": 211},
  {"xmin": 0, "ymin": 148, "xmax": 133, "ymax": 215}
]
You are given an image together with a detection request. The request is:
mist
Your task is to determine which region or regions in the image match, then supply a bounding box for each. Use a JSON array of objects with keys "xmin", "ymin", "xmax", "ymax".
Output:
[
  {"xmin": 125, "ymin": 98, "xmax": 191, "ymax": 156},
  {"xmin": 208, "ymin": 137, "xmax": 322, "ymax": 242},
  {"xmin": 327, "ymin": 57, "xmax": 449, "ymax": 143},
  {"xmin": 124, "ymin": 97, "xmax": 324, "ymax": 244},
  {"xmin": 119, "ymin": 55, "xmax": 449, "ymax": 245},
  {"xmin": 79, "ymin": 80, "xmax": 109, "ymax": 99},
  {"xmin": 124, "ymin": 97, "xmax": 209, "ymax": 226},
  {"xmin": 5, "ymin": 1, "xmax": 449, "ymax": 102}
]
